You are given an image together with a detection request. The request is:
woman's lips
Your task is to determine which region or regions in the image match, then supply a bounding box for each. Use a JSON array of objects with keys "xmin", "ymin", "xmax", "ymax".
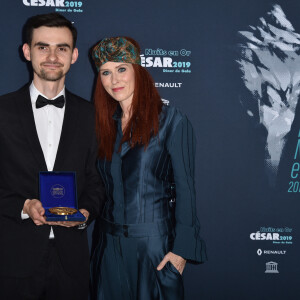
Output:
[{"xmin": 112, "ymin": 87, "xmax": 124, "ymax": 92}]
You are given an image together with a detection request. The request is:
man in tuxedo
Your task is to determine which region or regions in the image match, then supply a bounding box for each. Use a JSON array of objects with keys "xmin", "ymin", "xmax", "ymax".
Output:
[{"xmin": 0, "ymin": 13, "xmax": 105, "ymax": 299}]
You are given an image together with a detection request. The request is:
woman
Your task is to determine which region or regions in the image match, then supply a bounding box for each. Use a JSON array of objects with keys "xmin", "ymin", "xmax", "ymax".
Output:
[{"xmin": 90, "ymin": 37, "xmax": 207, "ymax": 300}]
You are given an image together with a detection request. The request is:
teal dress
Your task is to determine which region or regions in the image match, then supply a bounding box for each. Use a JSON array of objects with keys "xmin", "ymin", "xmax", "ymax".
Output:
[{"xmin": 91, "ymin": 105, "xmax": 207, "ymax": 300}]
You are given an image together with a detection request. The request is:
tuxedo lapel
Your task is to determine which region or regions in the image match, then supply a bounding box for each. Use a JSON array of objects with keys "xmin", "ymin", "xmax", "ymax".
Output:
[
  {"xmin": 53, "ymin": 90, "xmax": 79, "ymax": 171},
  {"xmin": 16, "ymin": 85, "xmax": 48, "ymax": 171}
]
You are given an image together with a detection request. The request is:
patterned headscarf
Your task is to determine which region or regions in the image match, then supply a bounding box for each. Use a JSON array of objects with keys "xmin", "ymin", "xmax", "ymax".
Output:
[{"xmin": 92, "ymin": 37, "xmax": 141, "ymax": 71}]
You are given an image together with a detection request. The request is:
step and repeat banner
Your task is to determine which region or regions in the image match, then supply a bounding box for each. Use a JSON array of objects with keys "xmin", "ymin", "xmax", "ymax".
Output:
[{"xmin": 1, "ymin": 0, "xmax": 300, "ymax": 299}]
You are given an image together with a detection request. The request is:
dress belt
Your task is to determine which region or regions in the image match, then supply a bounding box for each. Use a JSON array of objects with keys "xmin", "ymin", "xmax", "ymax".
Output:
[{"xmin": 99, "ymin": 218, "xmax": 174, "ymax": 238}]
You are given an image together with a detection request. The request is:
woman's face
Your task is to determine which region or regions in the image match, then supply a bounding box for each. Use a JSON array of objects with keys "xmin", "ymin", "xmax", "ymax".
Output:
[{"xmin": 100, "ymin": 62, "xmax": 135, "ymax": 105}]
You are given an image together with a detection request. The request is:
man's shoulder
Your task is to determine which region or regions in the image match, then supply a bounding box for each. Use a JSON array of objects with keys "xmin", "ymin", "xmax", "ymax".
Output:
[
  {"xmin": 66, "ymin": 89, "xmax": 94, "ymax": 112},
  {"xmin": 0, "ymin": 85, "xmax": 29, "ymax": 107}
]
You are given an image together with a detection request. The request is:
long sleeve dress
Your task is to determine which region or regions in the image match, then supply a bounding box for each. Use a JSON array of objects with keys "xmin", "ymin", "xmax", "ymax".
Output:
[{"xmin": 91, "ymin": 105, "xmax": 207, "ymax": 300}]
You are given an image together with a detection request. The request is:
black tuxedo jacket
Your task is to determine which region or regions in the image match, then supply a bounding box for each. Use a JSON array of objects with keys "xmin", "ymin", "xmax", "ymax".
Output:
[{"xmin": 0, "ymin": 85, "xmax": 105, "ymax": 278}]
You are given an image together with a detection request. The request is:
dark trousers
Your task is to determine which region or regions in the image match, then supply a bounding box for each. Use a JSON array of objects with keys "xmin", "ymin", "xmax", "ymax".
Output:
[
  {"xmin": 0, "ymin": 239, "xmax": 88, "ymax": 300},
  {"xmin": 91, "ymin": 219, "xmax": 184, "ymax": 300}
]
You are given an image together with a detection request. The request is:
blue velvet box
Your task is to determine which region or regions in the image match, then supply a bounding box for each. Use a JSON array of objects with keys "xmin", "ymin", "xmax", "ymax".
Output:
[{"xmin": 39, "ymin": 171, "xmax": 85, "ymax": 221}]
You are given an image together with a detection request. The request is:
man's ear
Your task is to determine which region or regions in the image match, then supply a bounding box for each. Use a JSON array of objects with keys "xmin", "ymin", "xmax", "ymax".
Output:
[
  {"xmin": 71, "ymin": 47, "xmax": 79, "ymax": 64},
  {"xmin": 22, "ymin": 43, "xmax": 31, "ymax": 61}
]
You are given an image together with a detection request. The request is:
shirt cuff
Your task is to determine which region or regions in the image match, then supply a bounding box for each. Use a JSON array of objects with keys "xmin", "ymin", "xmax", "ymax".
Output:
[
  {"xmin": 172, "ymin": 222, "xmax": 207, "ymax": 264},
  {"xmin": 21, "ymin": 210, "xmax": 30, "ymax": 220}
]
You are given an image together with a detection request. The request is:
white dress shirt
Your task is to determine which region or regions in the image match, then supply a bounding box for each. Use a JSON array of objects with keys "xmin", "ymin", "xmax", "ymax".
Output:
[
  {"xmin": 22, "ymin": 82, "xmax": 66, "ymax": 238},
  {"xmin": 30, "ymin": 82, "xmax": 65, "ymax": 171}
]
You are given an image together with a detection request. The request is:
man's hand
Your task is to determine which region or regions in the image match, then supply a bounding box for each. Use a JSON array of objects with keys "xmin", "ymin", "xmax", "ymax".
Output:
[
  {"xmin": 23, "ymin": 199, "xmax": 46, "ymax": 226},
  {"xmin": 157, "ymin": 252, "xmax": 186, "ymax": 275},
  {"xmin": 46, "ymin": 209, "xmax": 89, "ymax": 228}
]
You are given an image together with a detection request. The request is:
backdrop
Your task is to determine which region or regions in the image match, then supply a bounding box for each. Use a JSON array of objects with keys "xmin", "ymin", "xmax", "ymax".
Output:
[{"xmin": 1, "ymin": 1, "xmax": 300, "ymax": 299}]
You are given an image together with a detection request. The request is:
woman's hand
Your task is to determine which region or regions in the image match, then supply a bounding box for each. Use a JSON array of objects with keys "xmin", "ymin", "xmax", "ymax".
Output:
[{"xmin": 157, "ymin": 252, "xmax": 186, "ymax": 275}]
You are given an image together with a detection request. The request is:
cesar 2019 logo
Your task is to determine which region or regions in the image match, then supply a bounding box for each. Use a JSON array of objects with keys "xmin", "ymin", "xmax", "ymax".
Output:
[{"xmin": 141, "ymin": 48, "xmax": 192, "ymax": 74}]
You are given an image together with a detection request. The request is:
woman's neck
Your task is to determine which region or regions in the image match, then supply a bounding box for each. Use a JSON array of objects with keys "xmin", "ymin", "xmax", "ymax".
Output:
[{"xmin": 119, "ymin": 98, "xmax": 132, "ymax": 130}]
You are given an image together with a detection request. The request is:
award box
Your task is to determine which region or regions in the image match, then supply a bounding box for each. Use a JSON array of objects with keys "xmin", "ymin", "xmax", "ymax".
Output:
[{"xmin": 39, "ymin": 171, "xmax": 85, "ymax": 221}]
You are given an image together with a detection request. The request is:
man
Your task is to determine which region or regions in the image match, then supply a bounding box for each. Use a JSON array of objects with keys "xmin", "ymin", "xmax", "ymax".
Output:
[{"xmin": 0, "ymin": 13, "xmax": 105, "ymax": 299}]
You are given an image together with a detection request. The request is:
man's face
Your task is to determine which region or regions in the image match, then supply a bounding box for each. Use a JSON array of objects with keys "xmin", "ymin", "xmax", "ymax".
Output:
[{"xmin": 22, "ymin": 26, "xmax": 78, "ymax": 83}]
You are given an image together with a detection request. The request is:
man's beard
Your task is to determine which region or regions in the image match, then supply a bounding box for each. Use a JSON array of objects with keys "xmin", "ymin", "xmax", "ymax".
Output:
[{"xmin": 36, "ymin": 63, "xmax": 66, "ymax": 82}]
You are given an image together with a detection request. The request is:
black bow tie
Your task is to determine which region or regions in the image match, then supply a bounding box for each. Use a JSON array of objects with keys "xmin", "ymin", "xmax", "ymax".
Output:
[{"xmin": 36, "ymin": 95, "xmax": 65, "ymax": 109}]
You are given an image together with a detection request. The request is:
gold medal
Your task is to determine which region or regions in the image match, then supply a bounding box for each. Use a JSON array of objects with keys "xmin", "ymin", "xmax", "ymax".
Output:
[{"xmin": 49, "ymin": 207, "xmax": 77, "ymax": 215}]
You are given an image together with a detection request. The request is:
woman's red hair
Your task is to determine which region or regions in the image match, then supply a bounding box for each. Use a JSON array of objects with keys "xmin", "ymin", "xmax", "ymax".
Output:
[{"xmin": 94, "ymin": 60, "xmax": 163, "ymax": 161}]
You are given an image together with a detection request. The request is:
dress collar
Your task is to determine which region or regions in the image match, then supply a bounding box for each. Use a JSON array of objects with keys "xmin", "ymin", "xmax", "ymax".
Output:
[{"xmin": 112, "ymin": 104, "xmax": 122, "ymax": 121}]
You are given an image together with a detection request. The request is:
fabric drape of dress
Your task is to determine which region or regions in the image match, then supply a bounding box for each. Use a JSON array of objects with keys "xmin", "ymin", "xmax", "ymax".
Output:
[{"xmin": 91, "ymin": 105, "xmax": 207, "ymax": 300}]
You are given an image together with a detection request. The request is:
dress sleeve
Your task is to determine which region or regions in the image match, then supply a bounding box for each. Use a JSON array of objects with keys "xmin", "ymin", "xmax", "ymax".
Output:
[{"xmin": 167, "ymin": 115, "xmax": 207, "ymax": 263}]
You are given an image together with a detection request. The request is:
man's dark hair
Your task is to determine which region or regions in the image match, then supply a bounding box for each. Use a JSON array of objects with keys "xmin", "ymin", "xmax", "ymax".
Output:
[{"xmin": 24, "ymin": 13, "xmax": 77, "ymax": 48}]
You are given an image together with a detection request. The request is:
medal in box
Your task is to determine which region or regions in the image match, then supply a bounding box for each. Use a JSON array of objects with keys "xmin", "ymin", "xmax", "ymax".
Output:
[{"xmin": 39, "ymin": 171, "xmax": 86, "ymax": 221}]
